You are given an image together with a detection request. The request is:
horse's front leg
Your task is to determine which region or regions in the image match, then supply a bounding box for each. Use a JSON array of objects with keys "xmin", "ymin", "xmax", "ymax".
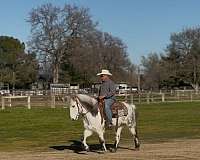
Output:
[
  {"xmin": 97, "ymin": 131, "xmax": 107, "ymax": 152},
  {"xmin": 82, "ymin": 129, "xmax": 93, "ymax": 151}
]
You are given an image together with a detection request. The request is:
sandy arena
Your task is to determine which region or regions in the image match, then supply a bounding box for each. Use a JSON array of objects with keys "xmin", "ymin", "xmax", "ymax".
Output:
[{"xmin": 0, "ymin": 139, "xmax": 200, "ymax": 160}]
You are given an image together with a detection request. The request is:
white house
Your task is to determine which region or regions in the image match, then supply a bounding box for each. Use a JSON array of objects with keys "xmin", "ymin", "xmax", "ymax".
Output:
[{"xmin": 116, "ymin": 82, "xmax": 137, "ymax": 94}]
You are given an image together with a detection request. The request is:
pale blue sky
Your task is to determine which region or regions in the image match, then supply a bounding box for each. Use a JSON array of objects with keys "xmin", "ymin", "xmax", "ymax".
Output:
[{"xmin": 1, "ymin": 0, "xmax": 200, "ymax": 64}]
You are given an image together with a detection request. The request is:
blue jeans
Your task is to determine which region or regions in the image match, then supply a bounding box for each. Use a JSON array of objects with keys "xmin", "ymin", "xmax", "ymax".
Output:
[{"xmin": 104, "ymin": 98, "xmax": 115, "ymax": 124}]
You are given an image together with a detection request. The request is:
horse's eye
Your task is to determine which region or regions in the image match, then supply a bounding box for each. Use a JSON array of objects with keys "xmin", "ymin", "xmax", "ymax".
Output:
[{"xmin": 72, "ymin": 105, "xmax": 75, "ymax": 108}]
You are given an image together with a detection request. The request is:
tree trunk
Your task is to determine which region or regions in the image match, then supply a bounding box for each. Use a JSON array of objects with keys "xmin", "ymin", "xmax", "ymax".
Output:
[
  {"xmin": 192, "ymin": 57, "xmax": 198, "ymax": 93},
  {"xmin": 12, "ymin": 71, "xmax": 15, "ymax": 90},
  {"xmin": 53, "ymin": 63, "xmax": 59, "ymax": 84}
]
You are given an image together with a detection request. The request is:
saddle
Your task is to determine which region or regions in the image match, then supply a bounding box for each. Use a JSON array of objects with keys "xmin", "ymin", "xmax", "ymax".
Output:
[
  {"xmin": 111, "ymin": 101, "xmax": 128, "ymax": 118},
  {"xmin": 98, "ymin": 99, "xmax": 128, "ymax": 122}
]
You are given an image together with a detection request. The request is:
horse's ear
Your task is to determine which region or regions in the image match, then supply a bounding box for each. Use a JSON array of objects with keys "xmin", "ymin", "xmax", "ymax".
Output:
[{"xmin": 70, "ymin": 94, "xmax": 76, "ymax": 100}]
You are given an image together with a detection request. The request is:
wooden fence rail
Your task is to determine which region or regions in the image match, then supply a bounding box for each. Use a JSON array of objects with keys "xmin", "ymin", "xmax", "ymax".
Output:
[
  {"xmin": 118, "ymin": 91, "xmax": 200, "ymax": 104},
  {"xmin": 1, "ymin": 96, "xmax": 31, "ymax": 110},
  {"xmin": 1, "ymin": 91, "xmax": 200, "ymax": 109}
]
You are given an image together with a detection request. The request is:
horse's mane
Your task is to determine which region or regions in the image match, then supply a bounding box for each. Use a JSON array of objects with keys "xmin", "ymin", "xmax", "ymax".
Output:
[{"xmin": 76, "ymin": 94, "xmax": 98, "ymax": 116}]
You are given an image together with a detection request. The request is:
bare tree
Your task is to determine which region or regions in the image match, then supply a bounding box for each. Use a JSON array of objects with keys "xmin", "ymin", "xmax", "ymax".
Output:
[
  {"xmin": 27, "ymin": 3, "xmax": 97, "ymax": 83},
  {"xmin": 68, "ymin": 31, "xmax": 134, "ymax": 84},
  {"xmin": 141, "ymin": 53, "xmax": 161, "ymax": 90}
]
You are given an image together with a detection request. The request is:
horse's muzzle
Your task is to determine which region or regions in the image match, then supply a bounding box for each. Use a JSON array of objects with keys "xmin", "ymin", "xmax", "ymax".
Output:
[{"xmin": 71, "ymin": 116, "xmax": 79, "ymax": 121}]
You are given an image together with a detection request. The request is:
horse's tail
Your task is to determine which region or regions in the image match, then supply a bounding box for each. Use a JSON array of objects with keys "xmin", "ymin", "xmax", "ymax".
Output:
[
  {"xmin": 131, "ymin": 104, "xmax": 139, "ymax": 138},
  {"xmin": 130, "ymin": 104, "xmax": 136, "ymax": 125}
]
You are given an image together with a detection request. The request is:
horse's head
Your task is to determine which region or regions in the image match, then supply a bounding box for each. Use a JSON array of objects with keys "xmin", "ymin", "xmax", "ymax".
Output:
[
  {"xmin": 69, "ymin": 96, "xmax": 80, "ymax": 120},
  {"xmin": 69, "ymin": 94, "xmax": 99, "ymax": 120}
]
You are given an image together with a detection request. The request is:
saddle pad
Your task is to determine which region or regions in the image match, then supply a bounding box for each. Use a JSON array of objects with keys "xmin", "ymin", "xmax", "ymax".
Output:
[{"xmin": 111, "ymin": 102, "xmax": 128, "ymax": 117}]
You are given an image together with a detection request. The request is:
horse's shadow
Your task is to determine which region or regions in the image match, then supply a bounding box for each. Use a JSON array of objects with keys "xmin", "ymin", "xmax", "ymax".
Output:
[{"xmin": 50, "ymin": 140, "xmax": 135, "ymax": 154}]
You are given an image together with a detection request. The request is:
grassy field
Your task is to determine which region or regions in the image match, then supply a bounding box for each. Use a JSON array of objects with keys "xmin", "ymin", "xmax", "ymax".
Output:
[{"xmin": 0, "ymin": 102, "xmax": 200, "ymax": 151}]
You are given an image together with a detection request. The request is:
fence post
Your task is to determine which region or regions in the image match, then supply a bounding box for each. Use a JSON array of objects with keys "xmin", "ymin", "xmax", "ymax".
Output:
[
  {"xmin": 130, "ymin": 94, "xmax": 133, "ymax": 104},
  {"xmin": 125, "ymin": 92, "xmax": 128, "ymax": 102},
  {"xmin": 147, "ymin": 93, "xmax": 150, "ymax": 104},
  {"xmin": 177, "ymin": 91, "xmax": 180, "ymax": 101},
  {"xmin": 162, "ymin": 93, "xmax": 165, "ymax": 102},
  {"xmin": 8, "ymin": 97, "xmax": 11, "ymax": 107},
  {"xmin": 28, "ymin": 96, "xmax": 31, "ymax": 109},
  {"xmin": 51, "ymin": 95, "xmax": 55, "ymax": 108},
  {"xmin": 2, "ymin": 97, "xmax": 5, "ymax": 110},
  {"xmin": 138, "ymin": 93, "xmax": 141, "ymax": 104},
  {"xmin": 151, "ymin": 94, "xmax": 154, "ymax": 102},
  {"xmin": 63, "ymin": 96, "xmax": 69, "ymax": 108},
  {"xmin": 190, "ymin": 91, "xmax": 193, "ymax": 102}
]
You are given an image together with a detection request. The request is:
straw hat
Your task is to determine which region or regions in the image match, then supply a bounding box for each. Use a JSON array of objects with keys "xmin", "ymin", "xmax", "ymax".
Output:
[{"xmin": 97, "ymin": 69, "xmax": 112, "ymax": 76}]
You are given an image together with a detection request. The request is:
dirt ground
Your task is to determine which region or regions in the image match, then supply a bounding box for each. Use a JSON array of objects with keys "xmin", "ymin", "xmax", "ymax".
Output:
[{"xmin": 0, "ymin": 139, "xmax": 200, "ymax": 160}]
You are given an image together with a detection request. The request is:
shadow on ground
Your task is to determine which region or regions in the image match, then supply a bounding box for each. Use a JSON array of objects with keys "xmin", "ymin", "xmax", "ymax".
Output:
[{"xmin": 50, "ymin": 140, "xmax": 135, "ymax": 154}]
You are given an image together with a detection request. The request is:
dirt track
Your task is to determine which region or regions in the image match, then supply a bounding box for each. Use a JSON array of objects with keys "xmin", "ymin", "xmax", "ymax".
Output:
[{"xmin": 1, "ymin": 139, "xmax": 200, "ymax": 160}]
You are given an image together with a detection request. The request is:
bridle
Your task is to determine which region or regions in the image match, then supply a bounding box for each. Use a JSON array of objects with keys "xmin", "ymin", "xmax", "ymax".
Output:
[{"xmin": 73, "ymin": 96, "xmax": 89, "ymax": 118}]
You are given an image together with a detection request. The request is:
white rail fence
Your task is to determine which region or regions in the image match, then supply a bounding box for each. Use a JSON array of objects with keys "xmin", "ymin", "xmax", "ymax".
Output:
[
  {"xmin": 1, "ymin": 90, "xmax": 200, "ymax": 109},
  {"xmin": 123, "ymin": 90, "xmax": 200, "ymax": 104},
  {"xmin": 1, "ymin": 96, "xmax": 31, "ymax": 110}
]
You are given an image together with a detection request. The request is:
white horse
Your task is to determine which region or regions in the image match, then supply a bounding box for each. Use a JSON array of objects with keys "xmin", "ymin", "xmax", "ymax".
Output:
[{"xmin": 69, "ymin": 94, "xmax": 140, "ymax": 152}]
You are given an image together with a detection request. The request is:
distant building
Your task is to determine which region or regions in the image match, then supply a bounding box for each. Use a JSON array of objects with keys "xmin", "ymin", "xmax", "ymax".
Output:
[
  {"xmin": 50, "ymin": 83, "xmax": 79, "ymax": 95},
  {"xmin": 116, "ymin": 82, "xmax": 137, "ymax": 94},
  {"xmin": 69, "ymin": 83, "xmax": 79, "ymax": 90},
  {"xmin": 0, "ymin": 83, "xmax": 10, "ymax": 95},
  {"xmin": 50, "ymin": 83, "xmax": 68, "ymax": 95}
]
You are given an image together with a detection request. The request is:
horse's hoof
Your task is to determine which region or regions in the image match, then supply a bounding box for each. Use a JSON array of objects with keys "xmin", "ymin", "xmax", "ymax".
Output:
[
  {"xmin": 134, "ymin": 147, "xmax": 140, "ymax": 151},
  {"xmin": 85, "ymin": 147, "xmax": 90, "ymax": 152},
  {"xmin": 98, "ymin": 150, "xmax": 106, "ymax": 154},
  {"xmin": 109, "ymin": 148, "xmax": 117, "ymax": 153},
  {"xmin": 101, "ymin": 148, "xmax": 107, "ymax": 152},
  {"xmin": 135, "ymin": 143, "xmax": 140, "ymax": 149}
]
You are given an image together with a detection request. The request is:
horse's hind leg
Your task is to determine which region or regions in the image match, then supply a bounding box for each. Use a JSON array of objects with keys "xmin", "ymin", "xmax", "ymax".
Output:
[
  {"xmin": 82, "ymin": 129, "xmax": 93, "ymax": 151},
  {"xmin": 129, "ymin": 126, "xmax": 140, "ymax": 150},
  {"xmin": 113, "ymin": 126, "xmax": 123, "ymax": 151},
  {"xmin": 134, "ymin": 129, "xmax": 140, "ymax": 150}
]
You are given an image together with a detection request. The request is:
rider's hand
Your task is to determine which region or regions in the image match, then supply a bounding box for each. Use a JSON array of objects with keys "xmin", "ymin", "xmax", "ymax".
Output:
[{"xmin": 98, "ymin": 96, "xmax": 105, "ymax": 100}]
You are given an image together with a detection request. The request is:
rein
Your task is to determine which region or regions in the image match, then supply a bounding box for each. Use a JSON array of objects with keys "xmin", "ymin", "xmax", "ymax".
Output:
[
  {"xmin": 74, "ymin": 96, "xmax": 89, "ymax": 116},
  {"xmin": 74, "ymin": 96, "xmax": 90, "ymax": 125}
]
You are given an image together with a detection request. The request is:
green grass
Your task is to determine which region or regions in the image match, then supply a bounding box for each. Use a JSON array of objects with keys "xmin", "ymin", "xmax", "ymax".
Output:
[
  {"xmin": 137, "ymin": 102, "xmax": 200, "ymax": 142},
  {"xmin": 0, "ymin": 107, "xmax": 83, "ymax": 151},
  {"xmin": 0, "ymin": 102, "xmax": 200, "ymax": 151}
]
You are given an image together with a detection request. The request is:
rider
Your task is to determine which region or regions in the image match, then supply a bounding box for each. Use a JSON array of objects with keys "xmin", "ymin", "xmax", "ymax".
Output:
[{"xmin": 97, "ymin": 69, "xmax": 116, "ymax": 128}]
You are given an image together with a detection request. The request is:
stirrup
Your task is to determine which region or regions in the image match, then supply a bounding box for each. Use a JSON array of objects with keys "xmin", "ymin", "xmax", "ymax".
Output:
[
  {"xmin": 106, "ymin": 122, "xmax": 113, "ymax": 129},
  {"xmin": 108, "ymin": 123, "xmax": 113, "ymax": 128}
]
